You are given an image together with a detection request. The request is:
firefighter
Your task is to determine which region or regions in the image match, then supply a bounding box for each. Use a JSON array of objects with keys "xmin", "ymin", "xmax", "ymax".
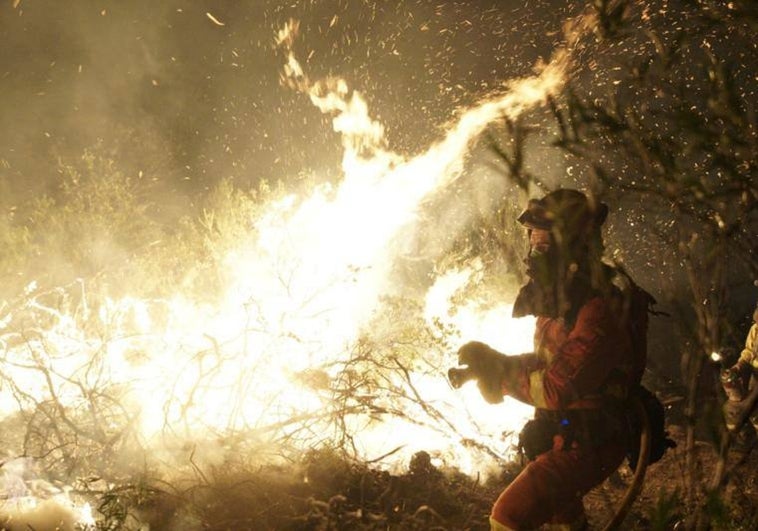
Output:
[
  {"xmin": 456, "ymin": 189, "xmax": 645, "ymax": 531},
  {"xmin": 721, "ymin": 305, "xmax": 758, "ymax": 432}
]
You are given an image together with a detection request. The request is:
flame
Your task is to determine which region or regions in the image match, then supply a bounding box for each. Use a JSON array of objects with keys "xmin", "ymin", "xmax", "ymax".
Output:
[{"xmin": 0, "ymin": 12, "xmax": 598, "ymax": 516}]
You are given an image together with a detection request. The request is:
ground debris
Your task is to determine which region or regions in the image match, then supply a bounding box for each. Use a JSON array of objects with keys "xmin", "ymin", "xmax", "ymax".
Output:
[{"xmin": 165, "ymin": 448, "xmax": 501, "ymax": 530}]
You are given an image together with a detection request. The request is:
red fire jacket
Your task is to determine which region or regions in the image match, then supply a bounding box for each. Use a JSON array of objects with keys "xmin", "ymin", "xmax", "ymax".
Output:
[{"xmin": 502, "ymin": 295, "xmax": 638, "ymax": 410}]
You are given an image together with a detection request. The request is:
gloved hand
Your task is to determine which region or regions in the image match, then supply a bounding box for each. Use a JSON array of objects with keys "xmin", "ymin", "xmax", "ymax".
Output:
[
  {"xmin": 454, "ymin": 341, "xmax": 517, "ymax": 404},
  {"xmin": 721, "ymin": 366, "xmax": 744, "ymax": 402}
]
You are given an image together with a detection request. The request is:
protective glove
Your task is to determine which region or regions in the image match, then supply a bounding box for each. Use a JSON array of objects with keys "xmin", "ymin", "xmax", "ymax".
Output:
[
  {"xmin": 720, "ymin": 366, "xmax": 744, "ymax": 402},
  {"xmin": 455, "ymin": 341, "xmax": 518, "ymax": 404}
]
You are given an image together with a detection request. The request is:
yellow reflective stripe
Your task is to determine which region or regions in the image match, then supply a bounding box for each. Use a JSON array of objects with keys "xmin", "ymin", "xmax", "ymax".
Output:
[
  {"xmin": 537, "ymin": 343, "xmax": 554, "ymax": 364},
  {"xmin": 489, "ymin": 516, "xmax": 515, "ymax": 531},
  {"xmin": 491, "ymin": 515, "xmax": 585, "ymax": 530},
  {"xmin": 529, "ymin": 369, "xmax": 549, "ymax": 408}
]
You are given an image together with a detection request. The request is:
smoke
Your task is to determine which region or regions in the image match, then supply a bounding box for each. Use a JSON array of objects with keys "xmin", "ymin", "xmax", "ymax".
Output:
[
  {"xmin": 0, "ymin": 458, "xmax": 93, "ymax": 530},
  {"xmin": 0, "ymin": 500, "xmax": 83, "ymax": 531}
]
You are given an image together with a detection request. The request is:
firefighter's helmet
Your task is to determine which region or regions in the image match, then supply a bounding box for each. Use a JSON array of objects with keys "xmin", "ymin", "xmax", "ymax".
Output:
[{"xmin": 517, "ymin": 188, "xmax": 608, "ymax": 239}]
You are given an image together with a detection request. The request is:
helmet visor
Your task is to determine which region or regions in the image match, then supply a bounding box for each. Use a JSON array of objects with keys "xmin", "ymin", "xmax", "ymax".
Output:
[{"xmin": 517, "ymin": 198, "xmax": 553, "ymax": 230}]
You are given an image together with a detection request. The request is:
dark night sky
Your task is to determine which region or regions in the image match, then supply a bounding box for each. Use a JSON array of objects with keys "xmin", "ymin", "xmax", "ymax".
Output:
[{"xmin": 0, "ymin": 0, "xmax": 577, "ymax": 204}]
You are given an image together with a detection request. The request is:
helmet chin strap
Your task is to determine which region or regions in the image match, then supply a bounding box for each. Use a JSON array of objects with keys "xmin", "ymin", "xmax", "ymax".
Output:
[
  {"xmin": 513, "ymin": 242, "xmax": 598, "ymax": 321},
  {"xmin": 512, "ymin": 279, "xmax": 559, "ymax": 318}
]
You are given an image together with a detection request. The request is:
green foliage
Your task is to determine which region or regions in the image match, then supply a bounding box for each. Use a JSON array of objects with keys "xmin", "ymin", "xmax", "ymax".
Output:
[
  {"xmin": 648, "ymin": 488, "xmax": 682, "ymax": 530},
  {"xmin": 0, "ymin": 212, "xmax": 32, "ymax": 283},
  {"xmin": 199, "ymin": 177, "xmax": 274, "ymax": 261},
  {"xmin": 0, "ymin": 151, "xmax": 166, "ymax": 297},
  {"xmin": 0, "ymin": 148, "xmax": 292, "ymax": 304},
  {"xmin": 549, "ymin": 3, "xmax": 756, "ymax": 275},
  {"xmin": 424, "ymin": 180, "xmax": 528, "ymax": 299},
  {"xmin": 190, "ymin": 177, "xmax": 288, "ymax": 300},
  {"xmin": 31, "ymin": 153, "xmax": 162, "ymax": 283},
  {"xmin": 703, "ymin": 488, "xmax": 730, "ymax": 529},
  {"xmin": 74, "ymin": 477, "xmax": 182, "ymax": 531}
]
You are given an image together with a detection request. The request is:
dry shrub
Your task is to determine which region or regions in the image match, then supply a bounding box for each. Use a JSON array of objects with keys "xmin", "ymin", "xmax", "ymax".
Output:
[{"xmin": 155, "ymin": 447, "xmax": 500, "ymax": 531}]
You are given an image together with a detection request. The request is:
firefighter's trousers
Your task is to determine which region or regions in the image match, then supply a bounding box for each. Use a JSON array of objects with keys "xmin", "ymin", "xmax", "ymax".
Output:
[{"xmin": 490, "ymin": 437, "xmax": 626, "ymax": 530}]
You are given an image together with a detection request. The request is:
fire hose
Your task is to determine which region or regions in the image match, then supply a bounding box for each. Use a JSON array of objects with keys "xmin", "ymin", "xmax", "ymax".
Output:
[
  {"xmin": 447, "ymin": 366, "xmax": 652, "ymax": 530},
  {"xmin": 602, "ymin": 392, "xmax": 651, "ymax": 531},
  {"xmin": 724, "ymin": 378, "xmax": 758, "ymax": 435}
]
